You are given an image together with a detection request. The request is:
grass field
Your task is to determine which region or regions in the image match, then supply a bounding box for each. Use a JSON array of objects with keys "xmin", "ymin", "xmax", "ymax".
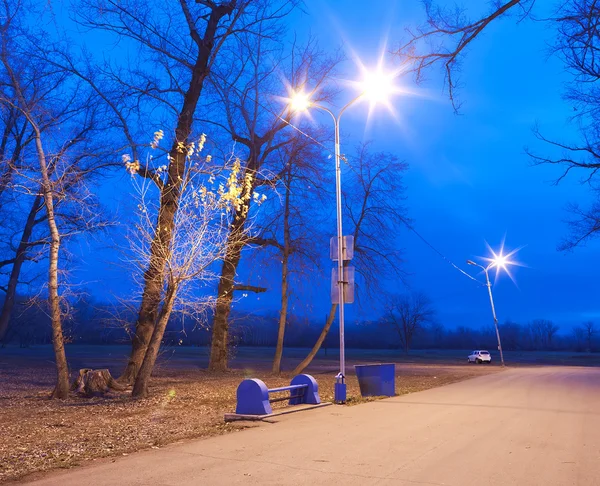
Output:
[
  {"xmin": 3, "ymin": 344, "xmax": 600, "ymax": 372},
  {"xmin": 1, "ymin": 344, "xmax": 597, "ymax": 483}
]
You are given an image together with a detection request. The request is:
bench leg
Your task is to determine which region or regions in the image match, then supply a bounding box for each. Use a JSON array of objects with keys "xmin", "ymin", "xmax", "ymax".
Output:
[
  {"xmin": 289, "ymin": 374, "xmax": 320, "ymax": 405},
  {"xmin": 236, "ymin": 378, "xmax": 272, "ymax": 415}
]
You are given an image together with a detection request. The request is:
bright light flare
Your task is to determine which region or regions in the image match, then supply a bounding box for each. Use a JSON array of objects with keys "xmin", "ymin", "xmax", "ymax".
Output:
[
  {"xmin": 491, "ymin": 251, "xmax": 510, "ymax": 270},
  {"xmin": 351, "ymin": 55, "xmax": 406, "ymax": 124},
  {"xmin": 361, "ymin": 69, "xmax": 395, "ymax": 104},
  {"xmin": 482, "ymin": 241, "xmax": 525, "ymax": 285},
  {"xmin": 289, "ymin": 91, "xmax": 312, "ymax": 112}
]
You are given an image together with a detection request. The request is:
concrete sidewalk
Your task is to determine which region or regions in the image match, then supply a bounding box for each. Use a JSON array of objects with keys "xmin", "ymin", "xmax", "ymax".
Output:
[{"xmin": 24, "ymin": 367, "xmax": 600, "ymax": 485}]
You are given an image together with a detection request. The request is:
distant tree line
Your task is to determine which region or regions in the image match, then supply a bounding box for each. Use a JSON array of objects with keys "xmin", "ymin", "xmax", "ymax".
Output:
[{"xmin": 3, "ymin": 295, "xmax": 596, "ymax": 353}]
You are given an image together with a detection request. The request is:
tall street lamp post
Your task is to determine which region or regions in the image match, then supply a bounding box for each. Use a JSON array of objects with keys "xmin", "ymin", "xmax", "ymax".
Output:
[
  {"xmin": 289, "ymin": 69, "xmax": 397, "ymax": 402},
  {"xmin": 467, "ymin": 257, "xmax": 507, "ymax": 367}
]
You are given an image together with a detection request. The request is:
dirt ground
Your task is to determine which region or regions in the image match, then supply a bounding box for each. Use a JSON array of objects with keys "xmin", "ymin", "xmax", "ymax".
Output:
[{"xmin": 0, "ymin": 350, "xmax": 499, "ymax": 484}]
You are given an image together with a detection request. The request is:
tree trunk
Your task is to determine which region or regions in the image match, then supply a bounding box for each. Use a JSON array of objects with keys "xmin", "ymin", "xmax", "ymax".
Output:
[
  {"xmin": 3, "ymin": 37, "xmax": 69, "ymax": 397},
  {"xmin": 209, "ymin": 150, "xmax": 260, "ymax": 372},
  {"xmin": 272, "ymin": 250, "xmax": 289, "ymax": 374},
  {"xmin": 208, "ymin": 235, "xmax": 244, "ymax": 371},
  {"xmin": 120, "ymin": 6, "xmax": 232, "ymax": 384},
  {"xmin": 292, "ymin": 304, "xmax": 337, "ymax": 375},
  {"xmin": 272, "ymin": 168, "xmax": 292, "ymax": 374},
  {"xmin": 132, "ymin": 284, "xmax": 177, "ymax": 398},
  {"xmin": 0, "ymin": 194, "xmax": 43, "ymax": 342},
  {"xmin": 33, "ymin": 134, "xmax": 69, "ymax": 399}
]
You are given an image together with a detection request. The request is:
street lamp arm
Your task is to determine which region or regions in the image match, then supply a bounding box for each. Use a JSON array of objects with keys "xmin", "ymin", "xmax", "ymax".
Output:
[
  {"xmin": 466, "ymin": 260, "xmax": 487, "ymax": 273},
  {"xmin": 311, "ymin": 95, "xmax": 363, "ymax": 125},
  {"xmin": 308, "ymin": 103, "xmax": 338, "ymax": 125},
  {"xmin": 338, "ymin": 95, "xmax": 362, "ymax": 121}
]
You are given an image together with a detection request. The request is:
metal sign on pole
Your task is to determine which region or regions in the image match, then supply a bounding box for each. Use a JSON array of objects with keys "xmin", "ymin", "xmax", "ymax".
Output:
[
  {"xmin": 331, "ymin": 266, "xmax": 355, "ymax": 304},
  {"xmin": 330, "ymin": 235, "xmax": 354, "ymax": 261}
]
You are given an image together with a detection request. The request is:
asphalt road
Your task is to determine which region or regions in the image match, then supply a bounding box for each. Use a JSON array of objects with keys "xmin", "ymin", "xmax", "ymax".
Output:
[{"xmin": 25, "ymin": 366, "xmax": 600, "ymax": 486}]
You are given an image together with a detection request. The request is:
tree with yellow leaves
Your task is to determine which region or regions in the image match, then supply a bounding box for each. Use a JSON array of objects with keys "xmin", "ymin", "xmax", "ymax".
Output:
[{"xmin": 125, "ymin": 138, "xmax": 261, "ymax": 397}]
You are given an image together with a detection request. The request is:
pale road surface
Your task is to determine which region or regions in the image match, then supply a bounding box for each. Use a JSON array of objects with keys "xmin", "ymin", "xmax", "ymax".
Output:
[{"xmin": 25, "ymin": 367, "xmax": 600, "ymax": 486}]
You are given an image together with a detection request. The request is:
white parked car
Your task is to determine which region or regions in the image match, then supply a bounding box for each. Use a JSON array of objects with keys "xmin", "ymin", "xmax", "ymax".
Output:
[{"xmin": 468, "ymin": 350, "xmax": 492, "ymax": 364}]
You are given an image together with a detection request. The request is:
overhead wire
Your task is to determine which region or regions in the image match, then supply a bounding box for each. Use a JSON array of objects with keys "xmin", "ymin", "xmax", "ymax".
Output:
[{"xmin": 400, "ymin": 221, "xmax": 485, "ymax": 286}]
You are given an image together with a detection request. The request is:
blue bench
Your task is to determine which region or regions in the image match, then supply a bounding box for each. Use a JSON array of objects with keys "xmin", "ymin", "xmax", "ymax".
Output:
[{"xmin": 235, "ymin": 374, "xmax": 321, "ymax": 415}]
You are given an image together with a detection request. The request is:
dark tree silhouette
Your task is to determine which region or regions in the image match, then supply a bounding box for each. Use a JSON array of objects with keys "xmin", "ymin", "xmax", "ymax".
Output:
[
  {"xmin": 74, "ymin": 0, "xmax": 293, "ymax": 383},
  {"xmin": 0, "ymin": 0, "xmax": 111, "ymax": 397},
  {"xmin": 203, "ymin": 31, "xmax": 338, "ymax": 371},
  {"xmin": 385, "ymin": 292, "xmax": 436, "ymax": 353}
]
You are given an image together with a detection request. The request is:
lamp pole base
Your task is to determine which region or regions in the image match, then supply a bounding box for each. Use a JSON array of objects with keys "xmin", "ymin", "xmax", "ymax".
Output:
[{"xmin": 334, "ymin": 376, "xmax": 346, "ymax": 404}]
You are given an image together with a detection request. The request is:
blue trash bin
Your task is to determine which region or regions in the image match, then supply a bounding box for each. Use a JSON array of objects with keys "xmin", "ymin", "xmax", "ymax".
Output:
[{"xmin": 354, "ymin": 363, "xmax": 396, "ymax": 397}]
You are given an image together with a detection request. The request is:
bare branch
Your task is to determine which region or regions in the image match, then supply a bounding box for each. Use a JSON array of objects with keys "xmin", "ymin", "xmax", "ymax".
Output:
[
  {"xmin": 394, "ymin": 1, "xmax": 533, "ymax": 111},
  {"xmin": 232, "ymin": 284, "xmax": 267, "ymax": 293}
]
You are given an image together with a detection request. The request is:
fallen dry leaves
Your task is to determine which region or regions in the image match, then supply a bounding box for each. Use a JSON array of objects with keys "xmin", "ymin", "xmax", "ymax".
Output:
[{"xmin": 0, "ymin": 359, "xmax": 498, "ymax": 483}]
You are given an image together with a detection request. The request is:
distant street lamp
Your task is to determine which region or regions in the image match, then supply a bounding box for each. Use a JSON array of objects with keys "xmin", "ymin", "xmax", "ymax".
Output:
[
  {"xmin": 289, "ymin": 67, "xmax": 398, "ymax": 402},
  {"xmin": 467, "ymin": 252, "xmax": 514, "ymax": 367}
]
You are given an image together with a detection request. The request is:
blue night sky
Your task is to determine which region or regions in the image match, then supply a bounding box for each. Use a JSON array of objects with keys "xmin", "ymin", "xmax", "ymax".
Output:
[{"xmin": 75, "ymin": 0, "xmax": 600, "ymax": 331}]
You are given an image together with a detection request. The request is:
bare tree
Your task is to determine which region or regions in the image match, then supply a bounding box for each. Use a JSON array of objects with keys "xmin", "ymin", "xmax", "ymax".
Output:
[
  {"xmin": 499, "ymin": 320, "xmax": 522, "ymax": 351},
  {"xmin": 0, "ymin": 1, "xmax": 46, "ymax": 341},
  {"xmin": 558, "ymin": 196, "xmax": 600, "ymax": 251},
  {"xmin": 531, "ymin": 2, "xmax": 600, "ymax": 248},
  {"xmin": 74, "ymin": 0, "xmax": 289, "ymax": 383},
  {"xmin": 385, "ymin": 292, "xmax": 435, "ymax": 353},
  {"xmin": 125, "ymin": 143, "xmax": 252, "ymax": 397},
  {"xmin": 0, "ymin": 0, "xmax": 113, "ymax": 344},
  {"xmin": 0, "ymin": 0, "xmax": 111, "ymax": 398},
  {"xmin": 583, "ymin": 321, "xmax": 595, "ymax": 351},
  {"xmin": 253, "ymin": 132, "xmax": 330, "ymax": 374},
  {"xmin": 203, "ymin": 30, "xmax": 339, "ymax": 371},
  {"xmin": 344, "ymin": 143, "xmax": 409, "ymax": 296},
  {"xmin": 29, "ymin": 131, "xmax": 68, "ymax": 397},
  {"xmin": 573, "ymin": 321, "xmax": 597, "ymax": 352},
  {"xmin": 527, "ymin": 319, "xmax": 559, "ymax": 350},
  {"xmin": 543, "ymin": 319, "xmax": 559, "ymax": 349},
  {"xmin": 0, "ymin": 47, "xmax": 70, "ymax": 397},
  {"xmin": 429, "ymin": 321, "xmax": 446, "ymax": 348},
  {"xmin": 573, "ymin": 325, "xmax": 586, "ymax": 350},
  {"xmin": 272, "ymin": 162, "xmax": 292, "ymax": 374},
  {"xmin": 292, "ymin": 144, "xmax": 409, "ymax": 374},
  {"xmin": 0, "ymin": 139, "xmax": 110, "ymax": 344}
]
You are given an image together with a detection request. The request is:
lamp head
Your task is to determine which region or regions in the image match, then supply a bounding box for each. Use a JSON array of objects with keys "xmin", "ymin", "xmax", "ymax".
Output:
[
  {"xmin": 289, "ymin": 91, "xmax": 311, "ymax": 112},
  {"xmin": 361, "ymin": 68, "xmax": 395, "ymax": 104},
  {"xmin": 481, "ymin": 242, "xmax": 524, "ymax": 285},
  {"xmin": 492, "ymin": 253, "xmax": 509, "ymax": 270}
]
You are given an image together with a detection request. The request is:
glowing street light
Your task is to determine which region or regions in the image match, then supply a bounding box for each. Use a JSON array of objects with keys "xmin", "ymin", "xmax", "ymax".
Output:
[
  {"xmin": 289, "ymin": 68, "xmax": 397, "ymax": 115},
  {"xmin": 289, "ymin": 92, "xmax": 311, "ymax": 112},
  {"xmin": 289, "ymin": 67, "xmax": 399, "ymax": 403},
  {"xmin": 467, "ymin": 248, "xmax": 519, "ymax": 367},
  {"xmin": 361, "ymin": 68, "xmax": 396, "ymax": 104}
]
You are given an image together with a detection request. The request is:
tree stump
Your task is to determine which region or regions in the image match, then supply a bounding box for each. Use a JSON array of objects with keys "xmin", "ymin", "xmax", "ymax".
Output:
[{"xmin": 72, "ymin": 369, "xmax": 129, "ymax": 397}]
